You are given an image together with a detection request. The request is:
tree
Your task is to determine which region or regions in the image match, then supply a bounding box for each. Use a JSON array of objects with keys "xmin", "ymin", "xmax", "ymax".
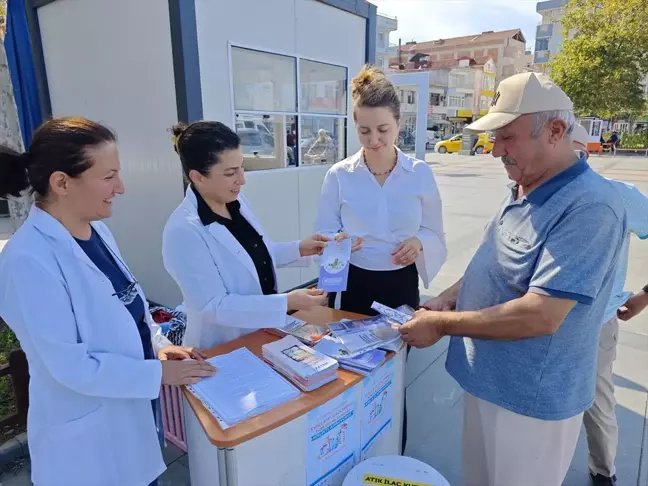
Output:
[
  {"xmin": 0, "ymin": 0, "xmax": 6, "ymax": 39},
  {"xmin": 549, "ymin": 0, "xmax": 648, "ymax": 119}
]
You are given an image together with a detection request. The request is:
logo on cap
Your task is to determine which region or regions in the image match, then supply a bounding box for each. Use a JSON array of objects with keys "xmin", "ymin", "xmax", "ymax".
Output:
[{"xmin": 491, "ymin": 92, "xmax": 501, "ymax": 107}]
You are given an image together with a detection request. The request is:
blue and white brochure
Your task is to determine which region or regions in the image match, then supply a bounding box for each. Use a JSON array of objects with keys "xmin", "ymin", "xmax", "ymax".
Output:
[{"xmin": 318, "ymin": 238, "xmax": 352, "ymax": 292}]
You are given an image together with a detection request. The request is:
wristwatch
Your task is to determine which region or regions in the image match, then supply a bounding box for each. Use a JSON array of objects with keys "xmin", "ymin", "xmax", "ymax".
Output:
[{"xmin": 642, "ymin": 284, "xmax": 648, "ymax": 294}]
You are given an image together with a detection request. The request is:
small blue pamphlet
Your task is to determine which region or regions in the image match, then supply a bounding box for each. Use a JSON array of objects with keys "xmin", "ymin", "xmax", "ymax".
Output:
[{"xmin": 318, "ymin": 238, "xmax": 352, "ymax": 292}]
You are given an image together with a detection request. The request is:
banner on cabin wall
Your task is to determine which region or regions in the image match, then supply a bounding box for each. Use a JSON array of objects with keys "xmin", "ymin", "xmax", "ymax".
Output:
[
  {"xmin": 306, "ymin": 384, "xmax": 361, "ymax": 486},
  {"xmin": 360, "ymin": 359, "xmax": 394, "ymax": 460}
]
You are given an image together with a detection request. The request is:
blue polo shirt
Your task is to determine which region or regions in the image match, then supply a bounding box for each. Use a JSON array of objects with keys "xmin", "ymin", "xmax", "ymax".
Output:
[
  {"xmin": 602, "ymin": 179, "xmax": 648, "ymax": 323},
  {"xmin": 446, "ymin": 157, "xmax": 626, "ymax": 420}
]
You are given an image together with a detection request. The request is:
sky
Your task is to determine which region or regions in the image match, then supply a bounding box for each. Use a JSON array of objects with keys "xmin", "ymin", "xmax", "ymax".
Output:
[{"xmin": 370, "ymin": 0, "xmax": 541, "ymax": 51}]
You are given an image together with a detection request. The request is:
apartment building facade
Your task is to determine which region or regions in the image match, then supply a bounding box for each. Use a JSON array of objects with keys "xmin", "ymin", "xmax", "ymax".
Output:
[
  {"xmin": 392, "ymin": 56, "xmax": 497, "ymax": 133},
  {"xmin": 534, "ymin": 0, "xmax": 569, "ymax": 71},
  {"xmin": 393, "ymin": 29, "xmax": 528, "ymax": 84},
  {"xmin": 376, "ymin": 13, "xmax": 398, "ymax": 71},
  {"xmin": 387, "ymin": 29, "xmax": 530, "ymax": 132}
]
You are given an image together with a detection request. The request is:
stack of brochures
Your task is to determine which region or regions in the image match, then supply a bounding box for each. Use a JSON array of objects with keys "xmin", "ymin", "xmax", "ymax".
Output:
[
  {"xmin": 313, "ymin": 335, "xmax": 386, "ymax": 376},
  {"xmin": 185, "ymin": 347, "xmax": 300, "ymax": 429},
  {"xmin": 328, "ymin": 316, "xmax": 401, "ymax": 356},
  {"xmin": 327, "ymin": 303, "xmax": 416, "ymax": 356},
  {"xmin": 340, "ymin": 348, "xmax": 386, "ymax": 375},
  {"xmin": 371, "ymin": 302, "xmax": 415, "ymax": 324},
  {"xmin": 262, "ymin": 336, "xmax": 339, "ymax": 392},
  {"xmin": 266, "ymin": 315, "xmax": 329, "ymax": 346}
]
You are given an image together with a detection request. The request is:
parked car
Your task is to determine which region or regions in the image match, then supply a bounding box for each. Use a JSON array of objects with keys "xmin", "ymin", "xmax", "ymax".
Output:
[
  {"xmin": 434, "ymin": 134, "xmax": 462, "ymax": 154},
  {"xmin": 236, "ymin": 120, "xmax": 272, "ymax": 137},
  {"xmin": 434, "ymin": 132, "xmax": 493, "ymax": 154},
  {"xmin": 238, "ymin": 128, "xmax": 275, "ymax": 156}
]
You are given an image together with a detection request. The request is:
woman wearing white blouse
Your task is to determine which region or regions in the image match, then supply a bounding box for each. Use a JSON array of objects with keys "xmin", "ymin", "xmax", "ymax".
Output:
[{"xmin": 315, "ymin": 65, "xmax": 447, "ymax": 316}]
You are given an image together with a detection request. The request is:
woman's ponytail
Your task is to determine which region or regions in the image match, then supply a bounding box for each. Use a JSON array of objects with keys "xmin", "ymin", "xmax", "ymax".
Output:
[{"xmin": 0, "ymin": 146, "xmax": 30, "ymax": 198}]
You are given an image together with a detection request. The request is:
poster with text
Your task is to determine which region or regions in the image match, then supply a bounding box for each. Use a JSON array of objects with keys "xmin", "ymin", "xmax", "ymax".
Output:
[
  {"xmin": 360, "ymin": 359, "xmax": 394, "ymax": 460},
  {"xmin": 306, "ymin": 385, "xmax": 361, "ymax": 486}
]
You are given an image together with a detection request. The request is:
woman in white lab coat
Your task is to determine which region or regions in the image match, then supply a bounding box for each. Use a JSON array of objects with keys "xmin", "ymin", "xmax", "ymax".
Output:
[
  {"xmin": 0, "ymin": 118, "xmax": 216, "ymax": 486},
  {"xmin": 163, "ymin": 121, "xmax": 329, "ymax": 350},
  {"xmin": 314, "ymin": 66, "xmax": 447, "ymax": 453}
]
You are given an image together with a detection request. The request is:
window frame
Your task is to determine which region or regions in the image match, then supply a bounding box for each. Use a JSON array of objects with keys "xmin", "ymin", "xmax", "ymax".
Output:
[
  {"xmin": 535, "ymin": 38, "xmax": 549, "ymax": 52},
  {"xmin": 429, "ymin": 92, "xmax": 441, "ymax": 106},
  {"xmin": 407, "ymin": 90, "xmax": 416, "ymax": 104},
  {"xmin": 448, "ymin": 95, "xmax": 464, "ymax": 108},
  {"xmin": 228, "ymin": 43, "xmax": 349, "ymax": 172}
]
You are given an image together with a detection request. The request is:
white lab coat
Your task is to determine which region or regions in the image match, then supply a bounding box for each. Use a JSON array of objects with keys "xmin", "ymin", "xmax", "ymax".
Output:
[
  {"xmin": 162, "ymin": 188, "xmax": 309, "ymax": 349},
  {"xmin": 0, "ymin": 206, "xmax": 171, "ymax": 486}
]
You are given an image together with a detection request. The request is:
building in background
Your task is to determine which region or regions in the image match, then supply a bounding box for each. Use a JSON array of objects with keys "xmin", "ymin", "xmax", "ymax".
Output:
[
  {"xmin": 477, "ymin": 58, "xmax": 497, "ymax": 117},
  {"xmin": 392, "ymin": 29, "xmax": 528, "ymax": 84},
  {"xmin": 534, "ymin": 0, "xmax": 569, "ymax": 72},
  {"xmin": 444, "ymin": 59, "xmax": 478, "ymax": 129},
  {"xmin": 392, "ymin": 56, "xmax": 497, "ymax": 134},
  {"xmin": 522, "ymin": 50, "xmax": 536, "ymax": 72},
  {"xmin": 388, "ymin": 29, "xmax": 529, "ymax": 134},
  {"xmin": 376, "ymin": 13, "xmax": 398, "ymax": 70},
  {"xmin": 426, "ymin": 69, "xmax": 451, "ymax": 129}
]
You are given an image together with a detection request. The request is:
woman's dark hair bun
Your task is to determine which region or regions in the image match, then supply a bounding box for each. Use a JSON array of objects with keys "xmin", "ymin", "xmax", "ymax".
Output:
[
  {"xmin": 171, "ymin": 121, "xmax": 241, "ymax": 178},
  {"xmin": 172, "ymin": 123, "xmax": 188, "ymax": 139},
  {"xmin": 0, "ymin": 146, "xmax": 31, "ymax": 198},
  {"xmin": 172, "ymin": 123, "xmax": 189, "ymax": 154}
]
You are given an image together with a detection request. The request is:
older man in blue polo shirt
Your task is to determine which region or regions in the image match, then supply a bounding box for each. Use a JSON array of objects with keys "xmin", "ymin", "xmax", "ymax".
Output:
[{"xmin": 400, "ymin": 73, "xmax": 626, "ymax": 486}]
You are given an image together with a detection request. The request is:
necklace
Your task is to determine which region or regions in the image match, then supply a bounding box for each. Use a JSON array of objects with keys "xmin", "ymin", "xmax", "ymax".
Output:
[{"xmin": 363, "ymin": 150, "xmax": 397, "ymax": 176}]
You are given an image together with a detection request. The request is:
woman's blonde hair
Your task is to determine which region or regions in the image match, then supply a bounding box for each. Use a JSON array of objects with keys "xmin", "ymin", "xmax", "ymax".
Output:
[{"xmin": 351, "ymin": 65, "xmax": 401, "ymax": 121}]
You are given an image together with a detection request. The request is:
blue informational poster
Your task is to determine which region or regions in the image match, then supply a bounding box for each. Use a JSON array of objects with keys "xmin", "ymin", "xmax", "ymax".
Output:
[
  {"xmin": 306, "ymin": 385, "xmax": 361, "ymax": 486},
  {"xmin": 360, "ymin": 359, "xmax": 394, "ymax": 460}
]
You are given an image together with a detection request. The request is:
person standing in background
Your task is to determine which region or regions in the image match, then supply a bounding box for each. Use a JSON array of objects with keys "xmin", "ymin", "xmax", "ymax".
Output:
[
  {"xmin": 573, "ymin": 123, "xmax": 648, "ymax": 486},
  {"xmin": 286, "ymin": 125, "xmax": 297, "ymax": 166},
  {"xmin": 609, "ymin": 131, "xmax": 620, "ymax": 156}
]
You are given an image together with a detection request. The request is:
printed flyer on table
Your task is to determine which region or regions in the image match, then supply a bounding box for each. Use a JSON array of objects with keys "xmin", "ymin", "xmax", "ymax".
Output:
[
  {"xmin": 306, "ymin": 385, "xmax": 361, "ymax": 486},
  {"xmin": 360, "ymin": 359, "xmax": 394, "ymax": 459}
]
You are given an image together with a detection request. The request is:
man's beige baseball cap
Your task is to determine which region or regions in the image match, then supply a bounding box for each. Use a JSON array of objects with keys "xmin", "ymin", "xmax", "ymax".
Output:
[{"xmin": 466, "ymin": 72, "xmax": 573, "ymax": 132}]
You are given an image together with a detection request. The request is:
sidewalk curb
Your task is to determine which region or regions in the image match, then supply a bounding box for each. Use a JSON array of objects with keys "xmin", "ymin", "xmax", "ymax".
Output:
[{"xmin": 0, "ymin": 433, "xmax": 28, "ymax": 466}]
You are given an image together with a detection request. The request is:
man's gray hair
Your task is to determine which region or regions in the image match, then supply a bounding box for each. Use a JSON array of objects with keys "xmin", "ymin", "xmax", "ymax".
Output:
[{"xmin": 530, "ymin": 110, "xmax": 576, "ymax": 139}]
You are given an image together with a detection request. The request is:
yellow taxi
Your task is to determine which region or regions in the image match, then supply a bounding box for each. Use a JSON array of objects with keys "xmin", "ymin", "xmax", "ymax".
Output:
[{"xmin": 435, "ymin": 132, "xmax": 494, "ymax": 154}]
